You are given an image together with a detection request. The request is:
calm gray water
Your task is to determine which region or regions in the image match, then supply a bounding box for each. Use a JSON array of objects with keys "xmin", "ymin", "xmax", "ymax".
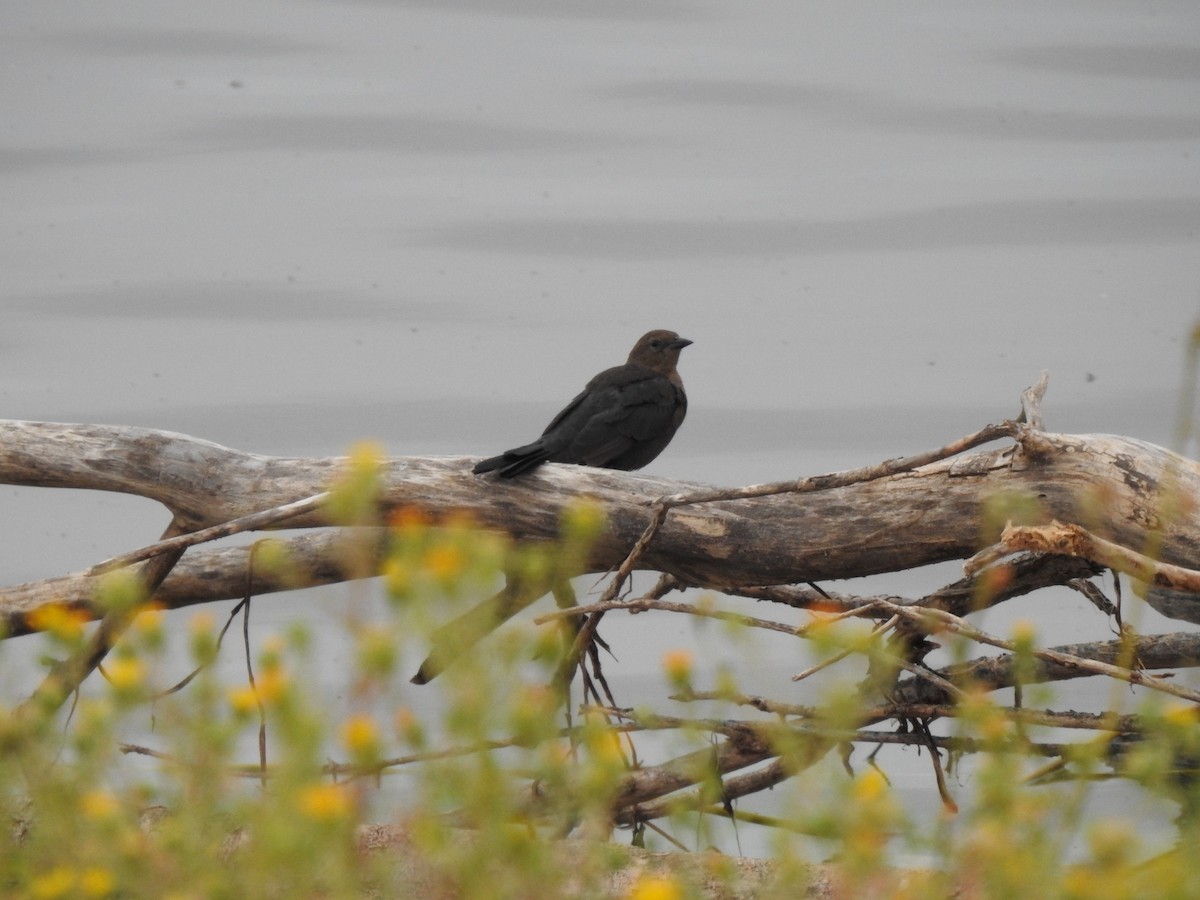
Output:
[{"xmin": 2, "ymin": 0, "xmax": 1199, "ymax": 861}]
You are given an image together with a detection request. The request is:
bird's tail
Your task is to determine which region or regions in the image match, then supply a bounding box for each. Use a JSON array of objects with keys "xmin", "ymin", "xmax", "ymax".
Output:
[{"xmin": 472, "ymin": 442, "xmax": 551, "ymax": 478}]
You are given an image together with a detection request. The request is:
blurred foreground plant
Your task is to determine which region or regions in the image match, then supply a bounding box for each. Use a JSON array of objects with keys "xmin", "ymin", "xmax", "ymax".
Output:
[{"xmin": 3, "ymin": 460, "xmax": 1200, "ymax": 899}]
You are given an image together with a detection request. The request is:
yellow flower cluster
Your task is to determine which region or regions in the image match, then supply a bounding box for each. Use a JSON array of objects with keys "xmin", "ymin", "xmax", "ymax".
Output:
[
  {"xmin": 661, "ymin": 649, "xmax": 693, "ymax": 685},
  {"xmin": 340, "ymin": 714, "xmax": 380, "ymax": 757},
  {"xmin": 628, "ymin": 874, "xmax": 682, "ymax": 900},
  {"xmin": 79, "ymin": 790, "xmax": 120, "ymax": 821},
  {"xmin": 297, "ymin": 783, "xmax": 352, "ymax": 821},
  {"xmin": 104, "ymin": 657, "xmax": 146, "ymax": 693},
  {"xmin": 851, "ymin": 768, "xmax": 890, "ymax": 804},
  {"xmin": 30, "ymin": 865, "xmax": 115, "ymax": 898},
  {"xmin": 25, "ymin": 602, "xmax": 90, "ymax": 641},
  {"xmin": 227, "ymin": 665, "xmax": 290, "ymax": 714},
  {"xmin": 1163, "ymin": 702, "xmax": 1199, "ymax": 726}
]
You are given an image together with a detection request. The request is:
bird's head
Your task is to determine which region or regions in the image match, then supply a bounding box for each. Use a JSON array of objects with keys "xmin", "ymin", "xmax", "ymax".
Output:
[{"xmin": 628, "ymin": 329, "xmax": 692, "ymax": 374}]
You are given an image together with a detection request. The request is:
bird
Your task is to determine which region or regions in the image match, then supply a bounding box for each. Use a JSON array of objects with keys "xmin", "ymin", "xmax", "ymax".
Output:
[
  {"xmin": 472, "ymin": 329, "xmax": 692, "ymax": 478},
  {"xmin": 411, "ymin": 329, "xmax": 692, "ymax": 685}
]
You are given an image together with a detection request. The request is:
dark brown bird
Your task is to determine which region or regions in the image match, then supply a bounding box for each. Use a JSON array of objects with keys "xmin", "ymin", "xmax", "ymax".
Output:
[
  {"xmin": 411, "ymin": 330, "xmax": 691, "ymax": 686},
  {"xmin": 472, "ymin": 329, "xmax": 692, "ymax": 478}
]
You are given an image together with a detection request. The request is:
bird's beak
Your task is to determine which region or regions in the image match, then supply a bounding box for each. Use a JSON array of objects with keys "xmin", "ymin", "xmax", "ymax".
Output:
[{"xmin": 670, "ymin": 337, "xmax": 693, "ymax": 350}]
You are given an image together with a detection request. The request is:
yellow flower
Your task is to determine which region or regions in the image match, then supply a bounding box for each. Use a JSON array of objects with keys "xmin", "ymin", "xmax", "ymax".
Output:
[
  {"xmin": 423, "ymin": 543, "xmax": 466, "ymax": 583},
  {"xmin": 25, "ymin": 602, "xmax": 90, "ymax": 641},
  {"xmin": 132, "ymin": 605, "xmax": 165, "ymax": 637},
  {"xmin": 80, "ymin": 790, "xmax": 120, "ymax": 821},
  {"xmin": 1163, "ymin": 703, "xmax": 1199, "ymax": 726},
  {"xmin": 30, "ymin": 866, "xmax": 75, "ymax": 899},
  {"xmin": 80, "ymin": 867, "xmax": 116, "ymax": 897},
  {"xmin": 255, "ymin": 667, "xmax": 289, "ymax": 702},
  {"xmin": 341, "ymin": 714, "xmax": 381, "ymax": 756},
  {"xmin": 661, "ymin": 649, "xmax": 693, "ymax": 682},
  {"xmin": 228, "ymin": 685, "xmax": 260, "ymax": 715},
  {"xmin": 389, "ymin": 505, "xmax": 430, "ymax": 532},
  {"xmin": 585, "ymin": 723, "xmax": 625, "ymax": 765},
  {"xmin": 629, "ymin": 875, "xmax": 682, "ymax": 900},
  {"xmin": 227, "ymin": 667, "xmax": 290, "ymax": 714},
  {"xmin": 852, "ymin": 768, "xmax": 890, "ymax": 804},
  {"xmin": 297, "ymin": 783, "xmax": 351, "ymax": 821},
  {"xmin": 104, "ymin": 657, "xmax": 145, "ymax": 692}
]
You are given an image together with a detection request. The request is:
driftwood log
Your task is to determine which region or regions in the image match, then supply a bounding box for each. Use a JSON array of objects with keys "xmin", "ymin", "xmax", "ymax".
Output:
[
  {"xmin": 2, "ymin": 418, "xmax": 1199, "ymax": 632},
  {"xmin": 4, "ymin": 376, "xmax": 1200, "ymax": 824}
]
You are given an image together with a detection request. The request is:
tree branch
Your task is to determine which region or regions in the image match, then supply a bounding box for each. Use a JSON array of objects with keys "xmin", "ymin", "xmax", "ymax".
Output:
[{"xmin": 970, "ymin": 521, "xmax": 1200, "ymax": 593}]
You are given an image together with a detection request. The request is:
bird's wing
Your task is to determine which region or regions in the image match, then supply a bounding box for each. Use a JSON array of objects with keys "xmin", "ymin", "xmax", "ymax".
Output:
[
  {"xmin": 539, "ymin": 385, "xmax": 593, "ymax": 438},
  {"xmin": 563, "ymin": 373, "xmax": 681, "ymax": 465}
]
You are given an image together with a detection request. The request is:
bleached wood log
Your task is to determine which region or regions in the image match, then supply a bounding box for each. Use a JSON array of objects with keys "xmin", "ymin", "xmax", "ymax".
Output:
[{"xmin": 2, "ymin": 420, "xmax": 1199, "ymax": 633}]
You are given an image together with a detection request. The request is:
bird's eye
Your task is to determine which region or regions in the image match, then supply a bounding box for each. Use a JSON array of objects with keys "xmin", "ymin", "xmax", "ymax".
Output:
[{"xmin": 650, "ymin": 338, "xmax": 663, "ymax": 349}]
